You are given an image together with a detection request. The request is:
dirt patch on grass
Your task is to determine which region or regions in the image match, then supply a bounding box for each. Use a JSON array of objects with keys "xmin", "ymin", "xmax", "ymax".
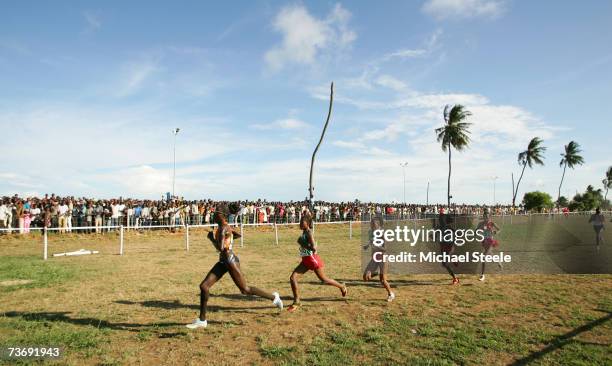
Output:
[{"xmin": 0, "ymin": 279, "xmax": 33, "ymax": 286}]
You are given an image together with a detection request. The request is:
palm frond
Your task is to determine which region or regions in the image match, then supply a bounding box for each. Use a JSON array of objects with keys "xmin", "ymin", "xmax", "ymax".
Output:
[{"xmin": 561, "ymin": 141, "xmax": 585, "ymax": 169}]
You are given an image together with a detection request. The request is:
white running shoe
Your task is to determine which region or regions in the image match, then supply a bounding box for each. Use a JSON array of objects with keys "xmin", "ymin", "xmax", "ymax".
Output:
[
  {"xmin": 387, "ymin": 292, "xmax": 395, "ymax": 302},
  {"xmin": 479, "ymin": 275, "xmax": 486, "ymax": 281},
  {"xmin": 272, "ymin": 292, "xmax": 283, "ymax": 310},
  {"xmin": 186, "ymin": 318, "xmax": 207, "ymax": 329}
]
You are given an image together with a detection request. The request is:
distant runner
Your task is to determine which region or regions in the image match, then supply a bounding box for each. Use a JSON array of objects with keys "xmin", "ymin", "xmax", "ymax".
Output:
[
  {"xmin": 362, "ymin": 216, "xmax": 395, "ymax": 302},
  {"xmin": 476, "ymin": 210, "xmax": 502, "ymax": 281},
  {"xmin": 588, "ymin": 208, "xmax": 606, "ymax": 249}
]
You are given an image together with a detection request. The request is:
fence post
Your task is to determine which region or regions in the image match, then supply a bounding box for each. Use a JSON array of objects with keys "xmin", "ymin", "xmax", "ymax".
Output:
[
  {"xmin": 349, "ymin": 221, "xmax": 352, "ymax": 239},
  {"xmin": 274, "ymin": 223, "xmax": 279, "ymax": 245},
  {"xmin": 119, "ymin": 225, "xmax": 124, "ymax": 255},
  {"xmin": 43, "ymin": 227, "xmax": 48, "ymax": 260},
  {"xmin": 240, "ymin": 223, "xmax": 244, "ymax": 248},
  {"xmin": 185, "ymin": 224, "xmax": 190, "ymax": 252}
]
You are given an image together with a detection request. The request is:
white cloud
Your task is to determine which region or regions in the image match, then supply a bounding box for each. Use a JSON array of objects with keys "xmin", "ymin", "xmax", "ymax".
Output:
[
  {"xmin": 380, "ymin": 29, "xmax": 443, "ymax": 62},
  {"xmin": 264, "ymin": 3, "xmax": 356, "ymax": 71},
  {"xmin": 422, "ymin": 0, "xmax": 506, "ymax": 20},
  {"xmin": 251, "ymin": 118, "xmax": 309, "ymax": 130},
  {"xmin": 115, "ymin": 61, "xmax": 158, "ymax": 97},
  {"xmin": 375, "ymin": 75, "xmax": 409, "ymax": 92},
  {"xmin": 333, "ymin": 140, "xmax": 364, "ymax": 149}
]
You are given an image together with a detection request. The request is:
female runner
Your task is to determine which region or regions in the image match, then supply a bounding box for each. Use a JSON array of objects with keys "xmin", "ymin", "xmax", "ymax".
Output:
[
  {"xmin": 362, "ymin": 216, "xmax": 395, "ymax": 301},
  {"xmin": 588, "ymin": 208, "xmax": 606, "ymax": 249},
  {"xmin": 476, "ymin": 210, "xmax": 502, "ymax": 281},
  {"xmin": 186, "ymin": 204, "xmax": 283, "ymax": 329},
  {"xmin": 287, "ymin": 212, "xmax": 347, "ymax": 312}
]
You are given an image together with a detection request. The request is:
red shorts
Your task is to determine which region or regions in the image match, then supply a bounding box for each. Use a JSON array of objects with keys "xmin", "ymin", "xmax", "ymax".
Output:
[
  {"xmin": 301, "ymin": 254, "xmax": 324, "ymax": 271},
  {"xmin": 483, "ymin": 238, "xmax": 499, "ymax": 247}
]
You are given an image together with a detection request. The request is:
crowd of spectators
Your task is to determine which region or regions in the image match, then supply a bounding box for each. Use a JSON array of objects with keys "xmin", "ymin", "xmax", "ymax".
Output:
[{"xmin": 0, "ymin": 194, "xmax": 526, "ymax": 234}]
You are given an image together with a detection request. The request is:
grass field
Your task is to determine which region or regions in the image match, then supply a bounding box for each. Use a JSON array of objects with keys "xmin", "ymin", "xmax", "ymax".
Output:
[{"xmin": 0, "ymin": 224, "xmax": 611, "ymax": 365}]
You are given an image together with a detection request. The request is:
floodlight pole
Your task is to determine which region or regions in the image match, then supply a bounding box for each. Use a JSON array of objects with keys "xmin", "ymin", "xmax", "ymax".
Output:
[
  {"xmin": 493, "ymin": 176, "xmax": 499, "ymax": 206},
  {"xmin": 400, "ymin": 162, "xmax": 408, "ymax": 205},
  {"xmin": 172, "ymin": 128, "xmax": 180, "ymax": 199}
]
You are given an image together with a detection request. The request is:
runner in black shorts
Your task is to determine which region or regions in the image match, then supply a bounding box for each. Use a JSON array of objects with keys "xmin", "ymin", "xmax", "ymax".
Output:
[
  {"xmin": 362, "ymin": 216, "xmax": 395, "ymax": 302},
  {"xmin": 186, "ymin": 203, "xmax": 283, "ymax": 329},
  {"xmin": 436, "ymin": 213, "xmax": 459, "ymax": 285},
  {"xmin": 588, "ymin": 208, "xmax": 606, "ymax": 249}
]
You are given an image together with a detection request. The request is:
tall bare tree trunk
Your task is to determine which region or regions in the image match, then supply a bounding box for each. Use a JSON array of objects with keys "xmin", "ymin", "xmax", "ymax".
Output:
[
  {"xmin": 447, "ymin": 146, "xmax": 452, "ymax": 208},
  {"xmin": 308, "ymin": 82, "xmax": 333, "ymax": 211}
]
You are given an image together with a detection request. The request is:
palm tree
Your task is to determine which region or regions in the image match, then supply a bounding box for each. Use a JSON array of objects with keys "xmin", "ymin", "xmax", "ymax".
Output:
[
  {"xmin": 603, "ymin": 166, "xmax": 612, "ymax": 202},
  {"xmin": 435, "ymin": 104, "xmax": 472, "ymax": 208},
  {"xmin": 558, "ymin": 141, "xmax": 585, "ymax": 205},
  {"xmin": 512, "ymin": 137, "xmax": 546, "ymax": 207}
]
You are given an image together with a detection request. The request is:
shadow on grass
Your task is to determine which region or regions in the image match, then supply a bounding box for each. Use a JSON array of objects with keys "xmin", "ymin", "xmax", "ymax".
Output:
[
  {"xmin": 0, "ymin": 311, "xmax": 218, "ymax": 332},
  {"xmin": 510, "ymin": 309, "xmax": 611, "ymax": 365},
  {"xmin": 115, "ymin": 299, "xmax": 272, "ymax": 312},
  {"xmin": 303, "ymin": 278, "xmax": 451, "ymax": 288}
]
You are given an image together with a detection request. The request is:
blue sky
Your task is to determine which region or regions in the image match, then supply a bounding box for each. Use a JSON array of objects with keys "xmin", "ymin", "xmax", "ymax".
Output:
[{"xmin": 1, "ymin": 0, "xmax": 611, "ymax": 203}]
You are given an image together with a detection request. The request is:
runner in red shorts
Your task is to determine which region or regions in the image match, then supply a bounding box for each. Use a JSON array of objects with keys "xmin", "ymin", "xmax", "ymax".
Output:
[
  {"xmin": 287, "ymin": 211, "xmax": 347, "ymax": 312},
  {"xmin": 476, "ymin": 210, "xmax": 502, "ymax": 282}
]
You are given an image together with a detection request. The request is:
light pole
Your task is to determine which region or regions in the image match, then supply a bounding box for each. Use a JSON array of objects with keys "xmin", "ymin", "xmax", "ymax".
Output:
[
  {"xmin": 426, "ymin": 181, "xmax": 430, "ymax": 206},
  {"xmin": 400, "ymin": 162, "xmax": 408, "ymax": 205},
  {"xmin": 493, "ymin": 176, "xmax": 499, "ymax": 206},
  {"xmin": 172, "ymin": 128, "xmax": 180, "ymax": 199}
]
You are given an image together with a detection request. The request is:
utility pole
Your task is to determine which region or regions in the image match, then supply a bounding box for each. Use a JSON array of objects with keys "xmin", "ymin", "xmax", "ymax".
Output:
[
  {"xmin": 400, "ymin": 162, "xmax": 408, "ymax": 205},
  {"xmin": 493, "ymin": 176, "xmax": 499, "ymax": 205},
  {"xmin": 172, "ymin": 128, "xmax": 180, "ymax": 199}
]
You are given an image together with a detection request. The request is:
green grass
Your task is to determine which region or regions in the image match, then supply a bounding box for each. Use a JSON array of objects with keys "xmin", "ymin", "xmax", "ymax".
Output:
[
  {"xmin": 0, "ymin": 256, "xmax": 78, "ymax": 293},
  {"xmin": 0, "ymin": 225, "xmax": 610, "ymax": 365}
]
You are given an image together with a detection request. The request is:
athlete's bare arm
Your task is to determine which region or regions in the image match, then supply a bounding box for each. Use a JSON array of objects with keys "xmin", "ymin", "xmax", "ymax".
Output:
[
  {"xmin": 220, "ymin": 224, "xmax": 232, "ymax": 253},
  {"xmin": 305, "ymin": 229, "xmax": 317, "ymax": 252}
]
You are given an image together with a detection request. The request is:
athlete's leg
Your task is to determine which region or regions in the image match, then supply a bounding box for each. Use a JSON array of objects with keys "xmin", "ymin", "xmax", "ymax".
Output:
[
  {"xmin": 290, "ymin": 263, "xmax": 309, "ymax": 304},
  {"xmin": 227, "ymin": 261, "xmax": 275, "ymax": 300},
  {"xmin": 198, "ymin": 262, "xmax": 227, "ymax": 321},
  {"xmin": 313, "ymin": 267, "xmax": 347, "ymax": 296},
  {"xmin": 595, "ymin": 226, "xmax": 603, "ymax": 246},
  {"xmin": 363, "ymin": 260, "xmax": 374, "ymax": 281},
  {"xmin": 442, "ymin": 261, "xmax": 456, "ymax": 279},
  {"xmin": 440, "ymin": 244, "xmax": 458, "ymax": 282},
  {"xmin": 378, "ymin": 262, "xmax": 393, "ymax": 296},
  {"xmin": 480, "ymin": 244, "xmax": 492, "ymax": 276},
  {"xmin": 363, "ymin": 271, "xmax": 372, "ymax": 281}
]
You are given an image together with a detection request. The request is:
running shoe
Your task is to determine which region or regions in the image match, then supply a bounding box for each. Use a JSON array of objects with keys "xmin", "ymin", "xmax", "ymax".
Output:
[
  {"xmin": 186, "ymin": 318, "xmax": 207, "ymax": 329},
  {"xmin": 387, "ymin": 292, "xmax": 395, "ymax": 302},
  {"xmin": 479, "ymin": 275, "xmax": 485, "ymax": 281},
  {"xmin": 287, "ymin": 303, "xmax": 301, "ymax": 313},
  {"xmin": 272, "ymin": 292, "xmax": 283, "ymax": 311},
  {"xmin": 452, "ymin": 278, "xmax": 460, "ymax": 285}
]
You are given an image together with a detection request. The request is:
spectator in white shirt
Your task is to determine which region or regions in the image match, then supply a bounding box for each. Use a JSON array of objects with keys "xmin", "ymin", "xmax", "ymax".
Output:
[{"xmin": 58, "ymin": 201, "xmax": 69, "ymax": 233}]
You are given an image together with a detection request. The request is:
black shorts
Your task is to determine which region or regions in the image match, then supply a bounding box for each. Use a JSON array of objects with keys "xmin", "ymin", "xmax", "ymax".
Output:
[
  {"xmin": 364, "ymin": 257, "xmax": 388, "ymax": 276},
  {"xmin": 210, "ymin": 252, "xmax": 240, "ymax": 278}
]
